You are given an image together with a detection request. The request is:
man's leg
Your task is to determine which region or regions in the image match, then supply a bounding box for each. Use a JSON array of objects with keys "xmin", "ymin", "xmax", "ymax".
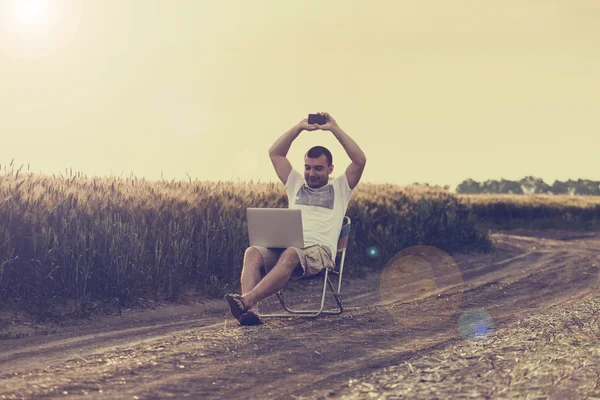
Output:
[
  {"xmin": 240, "ymin": 247, "xmax": 266, "ymax": 312},
  {"xmin": 241, "ymin": 248, "xmax": 300, "ymax": 310}
]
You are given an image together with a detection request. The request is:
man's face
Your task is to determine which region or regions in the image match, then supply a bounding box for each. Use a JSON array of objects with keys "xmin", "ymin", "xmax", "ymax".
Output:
[{"xmin": 304, "ymin": 154, "xmax": 333, "ymax": 188}]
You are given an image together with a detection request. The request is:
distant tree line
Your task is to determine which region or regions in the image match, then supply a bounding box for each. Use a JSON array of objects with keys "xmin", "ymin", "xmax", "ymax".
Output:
[
  {"xmin": 456, "ymin": 176, "xmax": 600, "ymax": 195},
  {"xmin": 411, "ymin": 182, "xmax": 451, "ymax": 191}
]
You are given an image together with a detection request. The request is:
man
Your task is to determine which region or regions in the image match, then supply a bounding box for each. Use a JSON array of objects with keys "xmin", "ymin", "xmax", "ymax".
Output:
[{"xmin": 225, "ymin": 112, "xmax": 367, "ymax": 325}]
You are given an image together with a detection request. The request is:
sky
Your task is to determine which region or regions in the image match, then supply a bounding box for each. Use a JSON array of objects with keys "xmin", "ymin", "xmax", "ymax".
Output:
[{"xmin": 1, "ymin": 0, "xmax": 598, "ymax": 190}]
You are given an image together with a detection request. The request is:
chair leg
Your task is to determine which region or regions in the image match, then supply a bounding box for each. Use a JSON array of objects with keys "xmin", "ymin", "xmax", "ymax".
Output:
[
  {"xmin": 261, "ymin": 269, "xmax": 344, "ymax": 318},
  {"xmin": 326, "ymin": 275, "xmax": 344, "ymax": 313}
]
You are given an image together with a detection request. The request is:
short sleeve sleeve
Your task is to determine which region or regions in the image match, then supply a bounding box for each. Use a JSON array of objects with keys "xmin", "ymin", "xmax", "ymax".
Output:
[
  {"xmin": 284, "ymin": 168, "xmax": 304, "ymax": 200},
  {"xmin": 333, "ymin": 172, "xmax": 354, "ymax": 206}
]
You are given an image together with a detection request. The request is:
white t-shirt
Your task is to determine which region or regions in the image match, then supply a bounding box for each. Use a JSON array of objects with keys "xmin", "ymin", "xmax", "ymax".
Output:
[{"xmin": 284, "ymin": 168, "xmax": 354, "ymax": 256}]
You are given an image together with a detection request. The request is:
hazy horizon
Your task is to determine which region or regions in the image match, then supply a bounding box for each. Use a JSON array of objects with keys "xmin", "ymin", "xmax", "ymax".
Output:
[
  {"xmin": 1, "ymin": 0, "xmax": 598, "ymax": 190},
  {"xmin": 1, "ymin": 158, "xmax": 595, "ymax": 193}
]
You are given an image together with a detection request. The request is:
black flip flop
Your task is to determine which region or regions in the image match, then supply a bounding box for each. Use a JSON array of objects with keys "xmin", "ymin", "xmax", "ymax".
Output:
[
  {"xmin": 239, "ymin": 310, "xmax": 264, "ymax": 326},
  {"xmin": 224, "ymin": 293, "xmax": 248, "ymax": 320}
]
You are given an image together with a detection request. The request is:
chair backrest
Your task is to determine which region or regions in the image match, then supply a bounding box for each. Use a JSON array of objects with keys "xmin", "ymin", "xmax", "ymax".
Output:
[{"xmin": 335, "ymin": 216, "xmax": 351, "ymax": 266}]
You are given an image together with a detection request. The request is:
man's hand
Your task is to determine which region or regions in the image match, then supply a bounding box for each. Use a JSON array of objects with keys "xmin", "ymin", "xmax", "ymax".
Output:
[
  {"xmin": 314, "ymin": 112, "xmax": 338, "ymax": 131},
  {"xmin": 298, "ymin": 118, "xmax": 320, "ymax": 132}
]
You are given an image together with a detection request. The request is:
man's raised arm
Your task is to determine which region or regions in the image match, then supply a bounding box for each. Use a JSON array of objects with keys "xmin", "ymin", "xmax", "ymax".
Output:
[
  {"xmin": 268, "ymin": 118, "xmax": 318, "ymax": 185},
  {"xmin": 313, "ymin": 112, "xmax": 367, "ymax": 190}
]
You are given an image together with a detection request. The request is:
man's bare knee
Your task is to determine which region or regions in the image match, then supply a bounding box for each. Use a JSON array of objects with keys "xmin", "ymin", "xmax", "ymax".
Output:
[{"xmin": 244, "ymin": 247, "xmax": 265, "ymax": 270}]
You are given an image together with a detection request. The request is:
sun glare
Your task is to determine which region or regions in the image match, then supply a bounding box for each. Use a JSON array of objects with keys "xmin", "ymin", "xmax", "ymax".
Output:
[
  {"xmin": 1, "ymin": 0, "xmax": 83, "ymax": 59},
  {"xmin": 13, "ymin": 0, "xmax": 49, "ymax": 29}
]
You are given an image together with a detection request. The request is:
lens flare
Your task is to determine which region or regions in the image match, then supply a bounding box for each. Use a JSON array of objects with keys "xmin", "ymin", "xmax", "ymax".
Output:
[
  {"xmin": 380, "ymin": 245, "xmax": 463, "ymax": 329},
  {"xmin": 367, "ymin": 246, "xmax": 379, "ymax": 259},
  {"xmin": 458, "ymin": 309, "xmax": 495, "ymax": 342}
]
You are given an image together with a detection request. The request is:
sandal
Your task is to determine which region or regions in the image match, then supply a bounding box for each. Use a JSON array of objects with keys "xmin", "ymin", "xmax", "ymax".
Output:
[
  {"xmin": 239, "ymin": 310, "xmax": 264, "ymax": 326},
  {"xmin": 224, "ymin": 293, "xmax": 248, "ymax": 320}
]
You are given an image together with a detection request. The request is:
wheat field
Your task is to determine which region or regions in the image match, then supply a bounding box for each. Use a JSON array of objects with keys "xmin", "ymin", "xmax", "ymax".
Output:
[{"xmin": 3, "ymin": 167, "xmax": 598, "ymax": 319}]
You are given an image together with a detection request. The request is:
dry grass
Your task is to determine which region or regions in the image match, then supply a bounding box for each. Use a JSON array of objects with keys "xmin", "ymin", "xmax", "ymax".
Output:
[
  {"xmin": 2, "ymin": 167, "xmax": 598, "ymax": 321},
  {"xmin": 459, "ymin": 192, "xmax": 600, "ymax": 207},
  {"xmin": 0, "ymin": 170, "xmax": 490, "ymax": 320},
  {"xmin": 458, "ymin": 193, "xmax": 600, "ymax": 231}
]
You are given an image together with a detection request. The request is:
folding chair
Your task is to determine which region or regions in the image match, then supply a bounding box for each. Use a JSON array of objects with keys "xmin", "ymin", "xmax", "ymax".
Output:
[{"xmin": 262, "ymin": 216, "xmax": 351, "ymax": 318}]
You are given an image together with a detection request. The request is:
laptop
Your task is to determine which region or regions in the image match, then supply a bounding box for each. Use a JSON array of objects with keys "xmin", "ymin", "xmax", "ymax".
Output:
[{"xmin": 246, "ymin": 208, "xmax": 304, "ymax": 248}]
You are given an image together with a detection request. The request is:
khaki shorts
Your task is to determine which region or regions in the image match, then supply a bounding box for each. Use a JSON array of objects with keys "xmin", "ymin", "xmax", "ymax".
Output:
[{"xmin": 251, "ymin": 244, "xmax": 335, "ymax": 280}]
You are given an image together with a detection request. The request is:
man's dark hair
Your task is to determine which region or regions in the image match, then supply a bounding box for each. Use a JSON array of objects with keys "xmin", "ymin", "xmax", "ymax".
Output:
[{"xmin": 305, "ymin": 146, "xmax": 333, "ymax": 167}]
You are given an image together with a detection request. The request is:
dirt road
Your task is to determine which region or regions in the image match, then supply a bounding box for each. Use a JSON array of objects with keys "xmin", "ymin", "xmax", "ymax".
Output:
[{"xmin": 1, "ymin": 228, "xmax": 599, "ymax": 399}]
